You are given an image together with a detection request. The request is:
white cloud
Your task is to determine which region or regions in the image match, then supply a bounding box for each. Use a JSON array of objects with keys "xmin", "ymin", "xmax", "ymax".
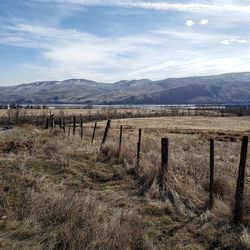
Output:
[
  {"xmin": 38, "ymin": 0, "xmax": 250, "ymax": 15},
  {"xmin": 1, "ymin": 19, "xmax": 250, "ymax": 84},
  {"xmin": 133, "ymin": 57, "xmax": 250, "ymax": 79},
  {"xmin": 200, "ymin": 19, "xmax": 208, "ymax": 25},
  {"xmin": 0, "ymin": 22, "xmax": 173, "ymax": 81},
  {"xmin": 220, "ymin": 38, "xmax": 248, "ymax": 45},
  {"xmin": 185, "ymin": 19, "xmax": 208, "ymax": 27},
  {"xmin": 155, "ymin": 29, "xmax": 222, "ymax": 44},
  {"xmin": 186, "ymin": 20, "xmax": 195, "ymax": 27}
]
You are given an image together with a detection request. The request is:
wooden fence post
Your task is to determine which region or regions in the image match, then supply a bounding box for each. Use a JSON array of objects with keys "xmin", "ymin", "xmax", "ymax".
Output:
[
  {"xmin": 49, "ymin": 114, "xmax": 55, "ymax": 128},
  {"xmin": 101, "ymin": 120, "xmax": 111, "ymax": 149},
  {"xmin": 159, "ymin": 138, "xmax": 169, "ymax": 192},
  {"xmin": 60, "ymin": 113, "xmax": 64, "ymax": 129},
  {"xmin": 136, "ymin": 128, "xmax": 142, "ymax": 169},
  {"xmin": 234, "ymin": 135, "xmax": 249, "ymax": 224},
  {"xmin": 80, "ymin": 116, "xmax": 83, "ymax": 140},
  {"xmin": 45, "ymin": 118, "xmax": 49, "ymax": 129},
  {"xmin": 63, "ymin": 123, "xmax": 65, "ymax": 134},
  {"xmin": 68, "ymin": 124, "xmax": 71, "ymax": 137},
  {"xmin": 209, "ymin": 139, "xmax": 215, "ymax": 209},
  {"xmin": 118, "ymin": 125, "xmax": 123, "ymax": 156},
  {"xmin": 92, "ymin": 121, "xmax": 97, "ymax": 143},
  {"xmin": 73, "ymin": 116, "xmax": 76, "ymax": 136},
  {"xmin": 52, "ymin": 116, "xmax": 55, "ymax": 128},
  {"xmin": 59, "ymin": 118, "xmax": 62, "ymax": 129},
  {"xmin": 61, "ymin": 117, "xmax": 64, "ymax": 129}
]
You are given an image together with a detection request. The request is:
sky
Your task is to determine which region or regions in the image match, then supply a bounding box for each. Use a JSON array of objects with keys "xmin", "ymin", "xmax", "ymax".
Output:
[{"xmin": 0, "ymin": 0, "xmax": 250, "ymax": 85}]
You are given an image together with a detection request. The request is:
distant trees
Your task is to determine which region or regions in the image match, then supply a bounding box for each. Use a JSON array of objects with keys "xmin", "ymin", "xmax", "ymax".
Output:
[{"xmin": 0, "ymin": 104, "xmax": 48, "ymax": 109}]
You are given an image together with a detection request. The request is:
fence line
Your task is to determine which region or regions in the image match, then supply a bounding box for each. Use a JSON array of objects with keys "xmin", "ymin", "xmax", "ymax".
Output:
[
  {"xmin": 45, "ymin": 116, "xmax": 249, "ymax": 224},
  {"xmin": 3, "ymin": 104, "xmax": 248, "ymax": 127}
]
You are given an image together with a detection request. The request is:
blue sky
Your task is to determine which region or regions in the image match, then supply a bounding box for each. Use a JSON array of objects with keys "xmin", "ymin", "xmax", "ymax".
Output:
[{"xmin": 0, "ymin": 0, "xmax": 250, "ymax": 85}]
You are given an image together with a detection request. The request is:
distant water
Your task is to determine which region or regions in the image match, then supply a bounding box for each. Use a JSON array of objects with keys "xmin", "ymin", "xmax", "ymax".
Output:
[
  {"xmin": 29, "ymin": 104, "xmax": 228, "ymax": 109},
  {"xmin": 10, "ymin": 103, "xmax": 250, "ymax": 109}
]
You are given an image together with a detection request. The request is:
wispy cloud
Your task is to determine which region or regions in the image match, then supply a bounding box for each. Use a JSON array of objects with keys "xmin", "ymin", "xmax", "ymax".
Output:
[
  {"xmin": 1, "ymin": 1, "xmax": 250, "ymax": 84},
  {"xmin": 0, "ymin": 22, "xmax": 172, "ymax": 81},
  {"xmin": 155, "ymin": 30, "xmax": 220, "ymax": 43},
  {"xmin": 200, "ymin": 19, "xmax": 208, "ymax": 25},
  {"xmin": 133, "ymin": 57, "xmax": 250, "ymax": 79},
  {"xmin": 37, "ymin": 0, "xmax": 250, "ymax": 15},
  {"xmin": 1, "ymin": 18, "xmax": 250, "ymax": 83},
  {"xmin": 220, "ymin": 38, "xmax": 248, "ymax": 45},
  {"xmin": 185, "ymin": 19, "xmax": 209, "ymax": 27}
]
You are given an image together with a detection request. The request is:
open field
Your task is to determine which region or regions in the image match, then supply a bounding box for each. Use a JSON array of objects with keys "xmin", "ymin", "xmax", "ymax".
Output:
[
  {"xmin": 0, "ymin": 116, "xmax": 249, "ymax": 249},
  {"xmin": 0, "ymin": 106, "xmax": 238, "ymax": 128},
  {"xmin": 0, "ymin": 108, "xmax": 141, "ymax": 117},
  {"xmin": 98, "ymin": 116, "xmax": 250, "ymax": 132},
  {"xmin": 0, "ymin": 106, "xmax": 200, "ymax": 118}
]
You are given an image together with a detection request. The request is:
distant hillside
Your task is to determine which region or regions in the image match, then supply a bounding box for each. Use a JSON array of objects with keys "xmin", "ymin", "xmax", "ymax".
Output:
[{"xmin": 1, "ymin": 72, "xmax": 250, "ymax": 104}]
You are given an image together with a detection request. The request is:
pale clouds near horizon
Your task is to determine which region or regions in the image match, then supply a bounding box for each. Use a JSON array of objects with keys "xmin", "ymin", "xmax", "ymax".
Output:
[
  {"xmin": 0, "ymin": 0, "xmax": 250, "ymax": 85},
  {"xmin": 185, "ymin": 19, "xmax": 208, "ymax": 27},
  {"xmin": 200, "ymin": 20, "xmax": 208, "ymax": 25}
]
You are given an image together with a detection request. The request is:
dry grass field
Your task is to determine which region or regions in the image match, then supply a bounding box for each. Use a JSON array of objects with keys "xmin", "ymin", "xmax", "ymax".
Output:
[
  {"xmin": 0, "ymin": 115, "xmax": 249, "ymax": 249},
  {"xmin": 0, "ymin": 107, "xmax": 159, "ymax": 118}
]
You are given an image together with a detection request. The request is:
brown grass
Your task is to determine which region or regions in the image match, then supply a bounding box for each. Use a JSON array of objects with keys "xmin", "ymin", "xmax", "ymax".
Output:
[
  {"xmin": 3, "ymin": 191, "xmax": 151, "ymax": 249},
  {"xmin": 0, "ymin": 115, "xmax": 249, "ymax": 249}
]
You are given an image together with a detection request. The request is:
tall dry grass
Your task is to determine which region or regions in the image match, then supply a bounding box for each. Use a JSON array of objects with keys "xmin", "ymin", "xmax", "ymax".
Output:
[
  {"xmin": 2, "ymin": 191, "xmax": 151, "ymax": 249},
  {"xmin": 99, "ymin": 119, "xmax": 250, "ymax": 221},
  {"xmin": 0, "ymin": 127, "xmax": 153, "ymax": 249},
  {"xmin": 0, "ymin": 116, "xmax": 249, "ymax": 249}
]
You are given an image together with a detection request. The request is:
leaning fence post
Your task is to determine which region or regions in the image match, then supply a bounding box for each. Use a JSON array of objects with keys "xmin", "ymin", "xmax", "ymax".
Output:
[
  {"xmin": 234, "ymin": 135, "xmax": 249, "ymax": 224},
  {"xmin": 118, "ymin": 125, "xmax": 123, "ymax": 156},
  {"xmin": 136, "ymin": 128, "xmax": 142, "ymax": 169},
  {"xmin": 209, "ymin": 139, "xmax": 215, "ymax": 209},
  {"xmin": 80, "ymin": 116, "xmax": 83, "ymax": 140},
  {"xmin": 92, "ymin": 121, "xmax": 97, "ymax": 143},
  {"xmin": 101, "ymin": 120, "xmax": 111, "ymax": 150},
  {"xmin": 159, "ymin": 138, "xmax": 169, "ymax": 192},
  {"xmin": 73, "ymin": 116, "xmax": 76, "ymax": 136}
]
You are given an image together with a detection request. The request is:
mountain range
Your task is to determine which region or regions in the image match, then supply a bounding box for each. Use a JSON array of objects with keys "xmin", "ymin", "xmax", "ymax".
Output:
[{"xmin": 1, "ymin": 72, "xmax": 250, "ymax": 105}]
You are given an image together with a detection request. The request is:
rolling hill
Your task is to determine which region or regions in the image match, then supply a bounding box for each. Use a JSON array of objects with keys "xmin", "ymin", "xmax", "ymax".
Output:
[{"xmin": 1, "ymin": 72, "xmax": 250, "ymax": 104}]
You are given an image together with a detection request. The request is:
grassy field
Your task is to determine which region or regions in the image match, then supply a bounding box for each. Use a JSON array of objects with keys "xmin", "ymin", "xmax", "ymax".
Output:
[
  {"xmin": 0, "ymin": 106, "xmax": 227, "ymax": 125},
  {"xmin": 0, "ymin": 116, "xmax": 249, "ymax": 249},
  {"xmin": 0, "ymin": 107, "xmax": 164, "ymax": 118}
]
